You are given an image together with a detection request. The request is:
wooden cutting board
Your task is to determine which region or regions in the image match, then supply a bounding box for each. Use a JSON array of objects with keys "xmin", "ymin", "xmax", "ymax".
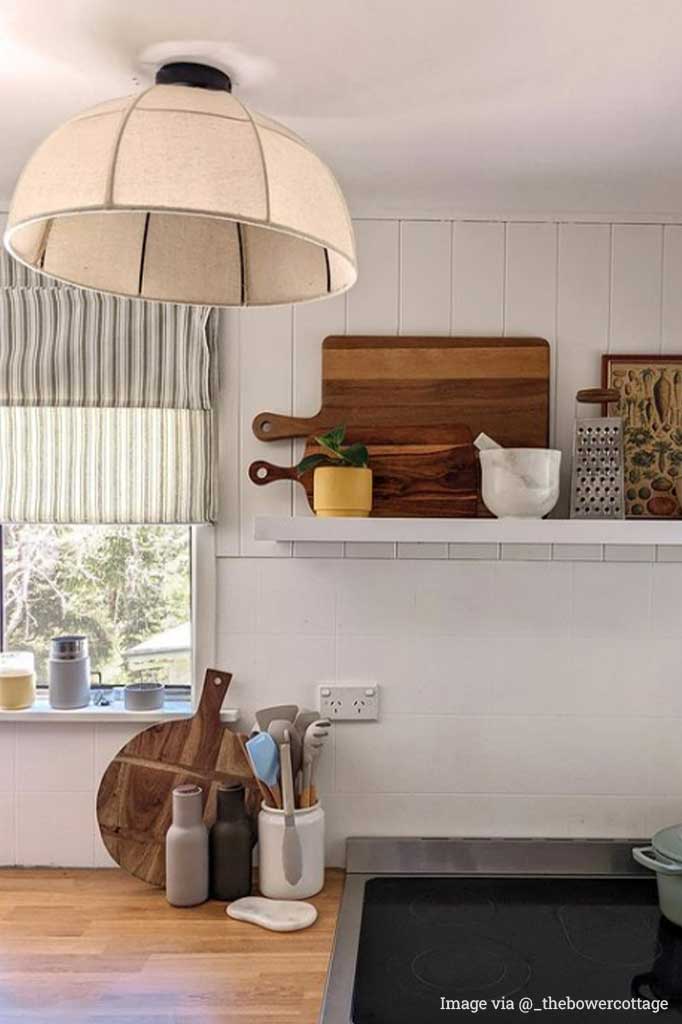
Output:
[
  {"xmin": 249, "ymin": 432, "xmax": 478, "ymax": 517},
  {"xmin": 96, "ymin": 670, "xmax": 259, "ymax": 888},
  {"xmin": 253, "ymin": 336, "xmax": 550, "ymax": 448}
]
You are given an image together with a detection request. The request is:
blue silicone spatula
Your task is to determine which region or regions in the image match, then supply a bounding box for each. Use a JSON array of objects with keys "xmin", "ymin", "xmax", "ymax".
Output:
[{"xmin": 245, "ymin": 731, "xmax": 282, "ymax": 808}]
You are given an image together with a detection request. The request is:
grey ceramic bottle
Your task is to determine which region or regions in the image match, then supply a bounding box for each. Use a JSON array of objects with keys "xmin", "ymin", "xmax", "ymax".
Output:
[
  {"xmin": 165, "ymin": 784, "xmax": 209, "ymax": 907},
  {"xmin": 209, "ymin": 784, "xmax": 253, "ymax": 901}
]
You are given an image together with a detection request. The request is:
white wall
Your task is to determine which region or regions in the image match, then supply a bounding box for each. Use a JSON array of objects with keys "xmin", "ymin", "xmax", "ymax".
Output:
[{"xmin": 3, "ymin": 217, "xmax": 682, "ymax": 867}]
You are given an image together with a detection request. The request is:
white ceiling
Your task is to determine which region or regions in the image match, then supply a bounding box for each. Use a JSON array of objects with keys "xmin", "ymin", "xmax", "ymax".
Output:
[{"xmin": 3, "ymin": 0, "xmax": 682, "ymax": 217}]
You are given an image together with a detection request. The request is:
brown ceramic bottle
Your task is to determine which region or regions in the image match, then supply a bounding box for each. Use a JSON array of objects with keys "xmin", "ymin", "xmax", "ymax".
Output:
[{"xmin": 209, "ymin": 784, "xmax": 253, "ymax": 902}]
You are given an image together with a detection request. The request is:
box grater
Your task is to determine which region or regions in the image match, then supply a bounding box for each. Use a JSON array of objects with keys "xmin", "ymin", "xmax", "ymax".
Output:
[{"xmin": 570, "ymin": 388, "xmax": 625, "ymax": 519}]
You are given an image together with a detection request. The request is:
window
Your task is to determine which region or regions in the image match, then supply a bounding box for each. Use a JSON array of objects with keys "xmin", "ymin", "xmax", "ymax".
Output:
[{"xmin": 0, "ymin": 525, "xmax": 191, "ymax": 690}]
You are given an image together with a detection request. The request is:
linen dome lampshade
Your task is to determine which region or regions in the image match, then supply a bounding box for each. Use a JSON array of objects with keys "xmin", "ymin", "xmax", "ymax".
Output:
[{"xmin": 4, "ymin": 62, "xmax": 357, "ymax": 307}]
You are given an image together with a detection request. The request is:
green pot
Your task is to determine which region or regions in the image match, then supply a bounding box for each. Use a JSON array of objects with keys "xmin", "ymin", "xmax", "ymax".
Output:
[{"xmin": 633, "ymin": 825, "xmax": 682, "ymax": 927}]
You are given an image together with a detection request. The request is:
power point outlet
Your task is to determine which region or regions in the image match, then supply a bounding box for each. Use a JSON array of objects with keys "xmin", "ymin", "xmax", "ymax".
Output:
[{"xmin": 319, "ymin": 684, "xmax": 379, "ymax": 721}]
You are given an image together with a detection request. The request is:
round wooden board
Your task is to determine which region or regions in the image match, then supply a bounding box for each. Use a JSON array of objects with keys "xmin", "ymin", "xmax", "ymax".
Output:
[{"xmin": 96, "ymin": 670, "xmax": 260, "ymax": 887}]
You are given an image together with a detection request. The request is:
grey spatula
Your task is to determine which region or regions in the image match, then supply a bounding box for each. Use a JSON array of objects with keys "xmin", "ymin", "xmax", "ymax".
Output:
[{"xmin": 280, "ymin": 730, "xmax": 302, "ymax": 885}]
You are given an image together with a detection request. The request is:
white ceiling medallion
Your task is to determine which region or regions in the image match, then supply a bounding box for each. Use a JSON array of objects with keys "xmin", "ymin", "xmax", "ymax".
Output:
[{"xmin": 4, "ymin": 54, "xmax": 356, "ymax": 307}]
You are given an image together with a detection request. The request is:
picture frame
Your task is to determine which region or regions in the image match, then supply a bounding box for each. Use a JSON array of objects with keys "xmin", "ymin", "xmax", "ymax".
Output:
[{"xmin": 602, "ymin": 354, "xmax": 682, "ymax": 518}]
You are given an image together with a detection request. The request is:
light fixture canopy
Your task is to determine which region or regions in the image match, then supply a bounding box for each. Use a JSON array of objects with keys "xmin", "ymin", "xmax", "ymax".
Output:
[{"xmin": 4, "ymin": 61, "xmax": 357, "ymax": 307}]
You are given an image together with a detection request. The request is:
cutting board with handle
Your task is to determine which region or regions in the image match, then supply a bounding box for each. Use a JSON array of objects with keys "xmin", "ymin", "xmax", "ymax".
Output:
[
  {"xmin": 249, "ymin": 431, "xmax": 478, "ymax": 517},
  {"xmin": 253, "ymin": 336, "xmax": 550, "ymax": 447},
  {"xmin": 96, "ymin": 669, "xmax": 260, "ymax": 887}
]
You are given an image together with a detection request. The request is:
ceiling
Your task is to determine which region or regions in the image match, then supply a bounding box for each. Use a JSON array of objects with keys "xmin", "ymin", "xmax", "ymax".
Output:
[{"xmin": 2, "ymin": 0, "xmax": 682, "ymax": 217}]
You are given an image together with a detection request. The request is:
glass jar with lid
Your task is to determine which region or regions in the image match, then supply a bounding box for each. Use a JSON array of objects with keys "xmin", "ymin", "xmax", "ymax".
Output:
[{"xmin": 0, "ymin": 651, "xmax": 36, "ymax": 710}]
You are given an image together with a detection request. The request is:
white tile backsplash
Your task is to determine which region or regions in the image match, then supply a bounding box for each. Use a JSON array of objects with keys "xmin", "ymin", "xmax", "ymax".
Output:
[
  {"xmin": 571, "ymin": 562, "xmax": 652, "ymax": 637},
  {"xmin": 217, "ymin": 632, "xmax": 336, "ymax": 714},
  {"xmin": 15, "ymin": 723, "xmax": 94, "ymax": 792},
  {"xmin": 0, "ymin": 794, "xmax": 15, "ymax": 865},
  {"xmin": 17, "ymin": 791, "xmax": 94, "ymax": 867},
  {"xmin": 651, "ymin": 563, "xmax": 682, "ymax": 636},
  {"xmin": 488, "ymin": 561, "xmax": 572, "ymax": 637},
  {"xmin": 0, "ymin": 724, "xmax": 15, "ymax": 792}
]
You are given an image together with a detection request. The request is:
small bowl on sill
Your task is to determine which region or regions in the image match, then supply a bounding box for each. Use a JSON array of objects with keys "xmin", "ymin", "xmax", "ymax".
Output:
[{"xmin": 124, "ymin": 682, "xmax": 165, "ymax": 712}]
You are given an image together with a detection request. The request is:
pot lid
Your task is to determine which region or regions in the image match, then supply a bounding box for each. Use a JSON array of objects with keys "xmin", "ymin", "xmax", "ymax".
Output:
[{"xmin": 652, "ymin": 824, "xmax": 682, "ymax": 863}]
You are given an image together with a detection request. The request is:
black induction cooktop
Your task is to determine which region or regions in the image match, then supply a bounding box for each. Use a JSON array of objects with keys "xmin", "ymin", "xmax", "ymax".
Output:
[{"xmin": 352, "ymin": 875, "xmax": 680, "ymax": 1022}]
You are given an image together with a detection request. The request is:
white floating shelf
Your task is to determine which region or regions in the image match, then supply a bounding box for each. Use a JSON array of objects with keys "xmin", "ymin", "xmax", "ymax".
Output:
[{"xmin": 255, "ymin": 516, "xmax": 682, "ymax": 546}]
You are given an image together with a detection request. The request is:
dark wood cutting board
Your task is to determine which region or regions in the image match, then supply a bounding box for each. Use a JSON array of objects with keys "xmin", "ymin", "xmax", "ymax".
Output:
[
  {"xmin": 249, "ymin": 431, "xmax": 478, "ymax": 517},
  {"xmin": 253, "ymin": 336, "xmax": 550, "ymax": 448},
  {"xmin": 96, "ymin": 670, "xmax": 259, "ymax": 887}
]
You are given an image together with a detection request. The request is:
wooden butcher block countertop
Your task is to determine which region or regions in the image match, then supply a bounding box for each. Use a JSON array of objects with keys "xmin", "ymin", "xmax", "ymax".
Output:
[{"xmin": 0, "ymin": 868, "xmax": 344, "ymax": 1023}]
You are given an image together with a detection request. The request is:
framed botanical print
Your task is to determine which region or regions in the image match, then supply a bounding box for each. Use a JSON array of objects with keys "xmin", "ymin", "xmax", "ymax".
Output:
[{"xmin": 602, "ymin": 354, "xmax": 682, "ymax": 518}]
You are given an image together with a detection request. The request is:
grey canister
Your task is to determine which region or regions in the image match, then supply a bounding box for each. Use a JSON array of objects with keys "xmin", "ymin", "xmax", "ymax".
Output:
[
  {"xmin": 48, "ymin": 635, "xmax": 91, "ymax": 709},
  {"xmin": 165, "ymin": 784, "xmax": 209, "ymax": 907},
  {"xmin": 209, "ymin": 784, "xmax": 254, "ymax": 901}
]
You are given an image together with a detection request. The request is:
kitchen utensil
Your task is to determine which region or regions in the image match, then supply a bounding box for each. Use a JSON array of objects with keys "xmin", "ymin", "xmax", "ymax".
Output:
[
  {"xmin": 245, "ymin": 732, "xmax": 282, "ymax": 809},
  {"xmin": 300, "ymin": 719, "xmax": 331, "ymax": 809},
  {"xmin": 474, "ymin": 432, "xmax": 501, "ymax": 451},
  {"xmin": 280, "ymin": 730, "xmax": 303, "ymax": 886},
  {"xmin": 268, "ymin": 719, "xmax": 303, "ymax": 782},
  {"xmin": 570, "ymin": 388, "xmax": 625, "ymax": 519},
  {"xmin": 97, "ymin": 670, "xmax": 259, "ymax": 887},
  {"xmin": 633, "ymin": 826, "xmax": 682, "ymax": 927},
  {"xmin": 124, "ymin": 681, "xmax": 165, "ymax": 711},
  {"xmin": 479, "ymin": 448, "xmax": 561, "ymax": 518},
  {"xmin": 48, "ymin": 634, "xmax": 91, "ymax": 709},
  {"xmin": 253, "ymin": 335, "xmax": 550, "ymax": 448},
  {"xmin": 0, "ymin": 651, "xmax": 35, "ymax": 710},
  {"xmin": 258, "ymin": 802, "xmax": 325, "ymax": 899},
  {"xmin": 254, "ymin": 705, "xmax": 298, "ymax": 732},
  {"xmin": 293, "ymin": 708, "xmax": 320, "ymax": 739},
  {"xmin": 292, "ymin": 711, "xmax": 319, "ymax": 797},
  {"xmin": 227, "ymin": 896, "xmax": 318, "ymax": 932},
  {"xmin": 250, "ymin": 435, "xmax": 478, "ymax": 518},
  {"xmin": 236, "ymin": 733, "xmax": 275, "ymax": 808}
]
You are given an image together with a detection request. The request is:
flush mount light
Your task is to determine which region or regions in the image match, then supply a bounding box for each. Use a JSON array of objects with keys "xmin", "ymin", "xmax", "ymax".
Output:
[{"xmin": 4, "ymin": 61, "xmax": 357, "ymax": 306}]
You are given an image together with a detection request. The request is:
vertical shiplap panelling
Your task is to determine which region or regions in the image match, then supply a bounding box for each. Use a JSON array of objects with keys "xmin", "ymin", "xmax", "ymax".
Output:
[
  {"xmin": 292, "ymin": 295, "xmax": 346, "ymax": 521},
  {"xmin": 451, "ymin": 222, "xmax": 505, "ymax": 335},
  {"xmin": 505, "ymin": 223, "xmax": 558, "ymax": 443},
  {"xmin": 239, "ymin": 305, "xmax": 294, "ymax": 556},
  {"xmin": 399, "ymin": 221, "xmax": 451, "ymax": 334},
  {"xmin": 661, "ymin": 225, "xmax": 682, "ymax": 354},
  {"xmin": 215, "ymin": 309, "xmax": 241, "ymax": 556},
  {"xmin": 346, "ymin": 220, "xmax": 400, "ymax": 334},
  {"xmin": 555, "ymin": 224, "xmax": 611, "ymax": 515},
  {"xmin": 449, "ymin": 221, "xmax": 506, "ymax": 561},
  {"xmin": 397, "ymin": 221, "xmax": 452, "ymax": 557},
  {"xmin": 610, "ymin": 225, "xmax": 663, "ymax": 353}
]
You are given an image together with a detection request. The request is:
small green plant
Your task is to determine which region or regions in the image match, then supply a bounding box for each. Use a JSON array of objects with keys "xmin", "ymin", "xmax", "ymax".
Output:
[{"xmin": 296, "ymin": 425, "xmax": 369, "ymax": 476}]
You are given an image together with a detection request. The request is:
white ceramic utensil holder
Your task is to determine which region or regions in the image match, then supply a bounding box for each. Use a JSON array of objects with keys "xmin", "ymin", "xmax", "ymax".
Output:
[{"xmin": 258, "ymin": 803, "xmax": 324, "ymax": 900}]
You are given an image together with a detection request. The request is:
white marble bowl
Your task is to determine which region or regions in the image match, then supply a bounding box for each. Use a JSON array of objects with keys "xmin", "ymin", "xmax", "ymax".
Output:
[{"xmin": 479, "ymin": 448, "xmax": 561, "ymax": 518}]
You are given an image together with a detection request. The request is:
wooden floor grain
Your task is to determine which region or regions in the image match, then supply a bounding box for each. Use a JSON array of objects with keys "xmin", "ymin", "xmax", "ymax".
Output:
[{"xmin": 0, "ymin": 868, "xmax": 344, "ymax": 1023}]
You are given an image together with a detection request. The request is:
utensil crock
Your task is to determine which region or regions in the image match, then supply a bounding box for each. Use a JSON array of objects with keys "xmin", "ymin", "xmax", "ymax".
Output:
[{"xmin": 258, "ymin": 802, "xmax": 324, "ymax": 899}]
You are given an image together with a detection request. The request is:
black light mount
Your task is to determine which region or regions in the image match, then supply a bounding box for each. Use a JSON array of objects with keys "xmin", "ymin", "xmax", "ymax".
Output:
[{"xmin": 155, "ymin": 62, "xmax": 232, "ymax": 92}]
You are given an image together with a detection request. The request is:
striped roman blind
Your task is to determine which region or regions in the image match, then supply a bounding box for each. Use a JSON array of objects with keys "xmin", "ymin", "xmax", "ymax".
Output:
[{"xmin": 0, "ymin": 250, "xmax": 217, "ymax": 524}]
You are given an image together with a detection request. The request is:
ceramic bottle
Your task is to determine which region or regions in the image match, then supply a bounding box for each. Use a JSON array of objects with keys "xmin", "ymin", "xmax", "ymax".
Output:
[
  {"xmin": 209, "ymin": 783, "xmax": 253, "ymax": 901},
  {"xmin": 165, "ymin": 784, "xmax": 209, "ymax": 907}
]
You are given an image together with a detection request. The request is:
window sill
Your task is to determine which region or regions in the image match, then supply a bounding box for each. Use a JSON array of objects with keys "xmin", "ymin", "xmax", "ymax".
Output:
[{"xmin": 0, "ymin": 695, "xmax": 240, "ymax": 724}]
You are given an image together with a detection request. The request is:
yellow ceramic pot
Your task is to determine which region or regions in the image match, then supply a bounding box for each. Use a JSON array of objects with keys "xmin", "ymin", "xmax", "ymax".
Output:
[{"xmin": 313, "ymin": 467, "xmax": 372, "ymax": 517}]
